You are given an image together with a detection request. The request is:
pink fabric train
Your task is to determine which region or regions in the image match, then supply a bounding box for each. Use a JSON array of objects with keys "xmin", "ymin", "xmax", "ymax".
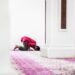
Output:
[
  {"xmin": 11, "ymin": 51, "xmax": 75, "ymax": 75},
  {"xmin": 11, "ymin": 52, "xmax": 54, "ymax": 75}
]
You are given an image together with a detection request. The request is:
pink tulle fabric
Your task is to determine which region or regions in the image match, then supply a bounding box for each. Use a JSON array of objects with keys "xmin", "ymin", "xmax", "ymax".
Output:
[
  {"xmin": 11, "ymin": 51, "xmax": 75, "ymax": 75},
  {"xmin": 11, "ymin": 51, "xmax": 54, "ymax": 75}
]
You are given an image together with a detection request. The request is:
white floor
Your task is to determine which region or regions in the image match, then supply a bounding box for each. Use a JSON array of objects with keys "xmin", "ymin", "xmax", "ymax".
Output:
[
  {"xmin": 0, "ymin": 67, "xmax": 18, "ymax": 75},
  {"xmin": 0, "ymin": 56, "xmax": 18, "ymax": 75}
]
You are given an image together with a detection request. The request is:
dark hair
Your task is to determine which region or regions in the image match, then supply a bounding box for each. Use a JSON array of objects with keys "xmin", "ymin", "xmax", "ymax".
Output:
[{"xmin": 34, "ymin": 46, "xmax": 40, "ymax": 51}]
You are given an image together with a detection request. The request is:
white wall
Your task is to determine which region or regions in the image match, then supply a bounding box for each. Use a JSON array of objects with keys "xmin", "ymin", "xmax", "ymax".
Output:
[
  {"xmin": 9, "ymin": 0, "xmax": 45, "ymax": 49},
  {"xmin": 9, "ymin": 0, "xmax": 75, "ymax": 57},
  {"xmin": 0, "ymin": 1, "xmax": 19, "ymax": 74},
  {"xmin": 0, "ymin": 0, "xmax": 10, "ymax": 65},
  {"xmin": 46, "ymin": 0, "xmax": 75, "ymax": 57}
]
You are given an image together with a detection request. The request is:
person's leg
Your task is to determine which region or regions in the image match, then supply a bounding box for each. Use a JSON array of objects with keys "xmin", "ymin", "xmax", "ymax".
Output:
[
  {"xmin": 19, "ymin": 46, "xmax": 26, "ymax": 51},
  {"xmin": 23, "ymin": 42, "xmax": 29, "ymax": 50}
]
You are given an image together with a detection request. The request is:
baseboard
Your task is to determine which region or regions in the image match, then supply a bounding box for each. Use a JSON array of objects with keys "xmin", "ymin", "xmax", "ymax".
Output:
[{"xmin": 46, "ymin": 47, "xmax": 75, "ymax": 58}]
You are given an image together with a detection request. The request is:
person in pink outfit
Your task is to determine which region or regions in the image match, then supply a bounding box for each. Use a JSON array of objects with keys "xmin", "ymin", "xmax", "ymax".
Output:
[{"xmin": 14, "ymin": 36, "xmax": 40, "ymax": 51}]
